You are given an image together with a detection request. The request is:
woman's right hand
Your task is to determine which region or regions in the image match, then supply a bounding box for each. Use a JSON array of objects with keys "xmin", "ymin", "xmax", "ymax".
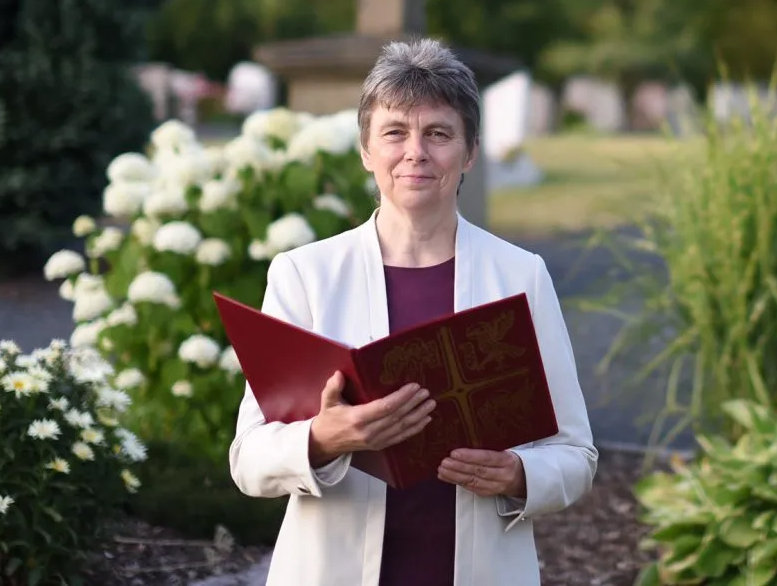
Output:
[{"xmin": 308, "ymin": 371, "xmax": 436, "ymax": 467}]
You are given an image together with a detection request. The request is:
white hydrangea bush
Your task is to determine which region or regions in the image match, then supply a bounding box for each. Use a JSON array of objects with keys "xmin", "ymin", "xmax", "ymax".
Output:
[
  {"xmin": 0, "ymin": 339, "xmax": 146, "ymax": 584},
  {"xmin": 42, "ymin": 107, "xmax": 376, "ymax": 460}
]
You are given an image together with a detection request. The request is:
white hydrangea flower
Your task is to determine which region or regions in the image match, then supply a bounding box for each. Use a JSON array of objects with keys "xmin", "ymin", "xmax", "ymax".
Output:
[
  {"xmin": 72, "ymin": 287, "xmax": 113, "ymax": 322},
  {"xmin": 142, "ymin": 184, "xmax": 188, "ymax": 218},
  {"xmin": 106, "ymin": 303, "xmax": 138, "ymax": 327},
  {"xmin": 72, "ymin": 215, "xmax": 96, "ymax": 237},
  {"xmin": 0, "ymin": 341, "xmax": 20, "ymax": 355},
  {"xmin": 121, "ymin": 469, "xmax": 141, "ymax": 492},
  {"xmin": 27, "ymin": 419, "xmax": 61, "ymax": 440},
  {"xmin": 131, "ymin": 217, "xmax": 160, "ymax": 246},
  {"xmin": 103, "ymin": 182, "xmax": 150, "ymax": 218},
  {"xmin": 218, "ymin": 346, "xmax": 241, "ymax": 374},
  {"xmin": 45, "ymin": 458, "xmax": 70, "ymax": 474},
  {"xmin": 199, "ymin": 178, "xmax": 240, "ymax": 213},
  {"xmin": 59, "ymin": 279, "xmax": 75, "ymax": 301},
  {"xmin": 114, "ymin": 368, "xmax": 145, "ymax": 389},
  {"xmin": 171, "ymin": 380, "xmax": 193, "ymax": 397},
  {"xmin": 64, "ymin": 409, "xmax": 95, "ymax": 429},
  {"xmin": 115, "ymin": 428, "xmax": 147, "ymax": 462},
  {"xmin": 178, "ymin": 335, "xmax": 220, "ymax": 368},
  {"xmin": 107, "ymin": 152, "xmax": 156, "ymax": 183},
  {"xmin": 96, "ymin": 388, "xmax": 132, "ymax": 412},
  {"xmin": 72, "ymin": 441, "xmax": 95, "ymax": 461},
  {"xmin": 88, "ymin": 227, "xmax": 124, "ymax": 258},
  {"xmin": 267, "ymin": 213, "xmax": 316, "ymax": 251},
  {"xmin": 223, "ymin": 135, "xmax": 272, "ymax": 174},
  {"xmin": 127, "ymin": 271, "xmax": 180, "ymax": 308},
  {"xmin": 313, "ymin": 194, "xmax": 351, "ymax": 217},
  {"xmin": 156, "ymin": 147, "xmax": 213, "ymax": 187},
  {"xmin": 70, "ymin": 319, "xmax": 106, "ymax": 348},
  {"xmin": 205, "ymin": 146, "xmax": 226, "ymax": 174},
  {"xmin": 73, "ymin": 273, "xmax": 104, "ymax": 296},
  {"xmin": 0, "ymin": 496, "xmax": 14, "ymax": 515},
  {"xmin": 44, "ymin": 250, "xmax": 86, "ymax": 280},
  {"xmin": 196, "ymin": 238, "xmax": 231, "ymax": 266},
  {"xmin": 286, "ymin": 113, "xmax": 358, "ymax": 162},
  {"xmin": 153, "ymin": 221, "xmax": 202, "ymax": 255},
  {"xmin": 151, "ymin": 120, "xmax": 197, "ymax": 152},
  {"xmin": 67, "ymin": 348, "xmax": 114, "ymax": 383},
  {"xmin": 248, "ymin": 239, "xmax": 275, "ymax": 261},
  {"xmin": 243, "ymin": 107, "xmax": 302, "ymax": 143}
]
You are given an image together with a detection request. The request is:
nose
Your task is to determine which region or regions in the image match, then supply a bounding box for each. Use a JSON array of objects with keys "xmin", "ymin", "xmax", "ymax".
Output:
[{"xmin": 403, "ymin": 132, "xmax": 428, "ymax": 162}]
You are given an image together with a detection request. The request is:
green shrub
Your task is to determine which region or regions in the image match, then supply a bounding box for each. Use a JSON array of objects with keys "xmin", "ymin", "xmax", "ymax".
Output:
[
  {"xmin": 41, "ymin": 107, "xmax": 376, "ymax": 463},
  {"xmin": 578, "ymin": 86, "xmax": 777, "ymax": 448},
  {"xmin": 0, "ymin": 0, "xmax": 155, "ymax": 275},
  {"xmin": 126, "ymin": 441, "xmax": 286, "ymax": 547},
  {"xmin": 634, "ymin": 398, "xmax": 777, "ymax": 586},
  {"xmin": 0, "ymin": 339, "xmax": 147, "ymax": 585}
]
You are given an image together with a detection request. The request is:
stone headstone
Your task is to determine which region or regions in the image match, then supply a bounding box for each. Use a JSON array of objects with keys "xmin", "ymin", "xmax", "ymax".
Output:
[
  {"xmin": 631, "ymin": 81, "xmax": 668, "ymax": 131},
  {"xmin": 133, "ymin": 63, "xmax": 172, "ymax": 121},
  {"xmin": 666, "ymin": 84, "xmax": 700, "ymax": 136},
  {"xmin": 709, "ymin": 81, "xmax": 777, "ymax": 124},
  {"xmin": 356, "ymin": 0, "xmax": 425, "ymax": 36},
  {"xmin": 562, "ymin": 76, "xmax": 626, "ymax": 132},
  {"xmin": 224, "ymin": 62, "xmax": 278, "ymax": 115},
  {"xmin": 527, "ymin": 82, "xmax": 556, "ymax": 135}
]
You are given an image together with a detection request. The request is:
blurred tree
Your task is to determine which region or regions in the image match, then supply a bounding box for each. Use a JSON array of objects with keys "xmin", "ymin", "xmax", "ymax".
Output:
[{"xmin": 0, "ymin": 0, "xmax": 156, "ymax": 275}]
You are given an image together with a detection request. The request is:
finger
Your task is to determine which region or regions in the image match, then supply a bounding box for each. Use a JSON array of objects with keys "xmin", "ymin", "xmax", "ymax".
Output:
[
  {"xmin": 439, "ymin": 457, "xmax": 509, "ymax": 481},
  {"xmin": 373, "ymin": 414, "xmax": 432, "ymax": 450},
  {"xmin": 437, "ymin": 467, "xmax": 505, "ymax": 495},
  {"xmin": 358, "ymin": 383, "xmax": 424, "ymax": 424},
  {"xmin": 369, "ymin": 394, "xmax": 436, "ymax": 440},
  {"xmin": 320, "ymin": 371, "xmax": 346, "ymax": 409},
  {"xmin": 449, "ymin": 448, "xmax": 513, "ymax": 467}
]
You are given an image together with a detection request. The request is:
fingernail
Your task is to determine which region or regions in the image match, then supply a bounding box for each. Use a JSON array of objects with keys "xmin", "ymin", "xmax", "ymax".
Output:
[{"xmin": 418, "ymin": 389, "xmax": 429, "ymax": 399}]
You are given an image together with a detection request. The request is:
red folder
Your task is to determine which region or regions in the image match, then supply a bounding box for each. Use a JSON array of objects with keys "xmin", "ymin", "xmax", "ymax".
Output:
[{"xmin": 213, "ymin": 291, "xmax": 559, "ymax": 489}]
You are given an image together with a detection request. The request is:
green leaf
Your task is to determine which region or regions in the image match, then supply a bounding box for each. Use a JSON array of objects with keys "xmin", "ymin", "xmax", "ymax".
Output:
[
  {"xmin": 41, "ymin": 506, "xmax": 63, "ymax": 523},
  {"xmin": 243, "ymin": 209, "xmax": 272, "ymax": 240},
  {"xmin": 721, "ymin": 400, "xmax": 769, "ymax": 432},
  {"xmin": 4, "ymin": 557, "xmax": 22, "ymax": 576},
  {"xmin": 750, "ymin": 538, "xmax": 777, "ymax": 566},
  {"xmin": 27, "ymin": 566, "xmax": 43, "ymax": 586},
  {"xmin": 744, "ymin": 562, "xmax": 776, "ymax": 586},
  {"xmin": 633, "ymin": 562, "xmax": 660, "ymax": 586},
  {"xmin": 695, "ymin": 537, "xmax": 738, "ymax": 577},
  {"xmin": 718, "ymin": 516, "xmax": 761, "ymax": 548}
]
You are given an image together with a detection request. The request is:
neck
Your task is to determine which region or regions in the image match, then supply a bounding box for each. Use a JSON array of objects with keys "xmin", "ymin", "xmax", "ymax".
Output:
[{"xmin": 374, "ymin": 200, "xmax": 457, "ymax": 268}]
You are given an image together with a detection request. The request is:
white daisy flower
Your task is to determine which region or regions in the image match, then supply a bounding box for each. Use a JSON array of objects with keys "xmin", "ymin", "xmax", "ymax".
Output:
[
  {"xmin": 2, "ymin": 372, "xmax": 37, "ymax": 397},
  {"xmin": 45, "ymin": 458, "xmax": 70, "ymax": 474},
  {"xmin": 0, "ymin": 340, "xmax": 20, "ymax": 355},
  {"xmin": 48, "ymin": 397, "xmax": 69, "ymax": 411},
  {"xmin": 121, "ymin": 469, "xmax": 141, "ymax": 493},
  {"xmin": 72, "ymin": 441, "xmax": 95, "ymax": 461},
  {"xmin": 27, "ymin": 419, "xmax": 61, "ymax": 440},
  {"xmin": 115, "ymin": 428, "xmax": 147, "ymax": 462},
  {"xmin": 96, "ymin": 388, "xmax": 132, "ymax": 412},
  {"xmin": 64, "ymin": 409, "xmax": 95, "ymax": 429},
  {"xmin": 0, "ymin": 495, "xmax": 14, "ymax": 515},
  {"xmin": 80, "ymin": 428, "xmax": 105, "ymax": 445}
]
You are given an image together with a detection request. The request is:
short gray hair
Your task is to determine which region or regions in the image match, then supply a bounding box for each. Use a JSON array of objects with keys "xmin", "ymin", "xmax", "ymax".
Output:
[{"xmin": 358, "ymin": 38, "xmax": 480, "ymax": 154}]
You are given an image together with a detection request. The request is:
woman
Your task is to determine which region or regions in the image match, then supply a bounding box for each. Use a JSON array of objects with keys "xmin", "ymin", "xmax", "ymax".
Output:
[{"xmin": 229, "ymin": 38, "xmax": 597, "ymax": 586}]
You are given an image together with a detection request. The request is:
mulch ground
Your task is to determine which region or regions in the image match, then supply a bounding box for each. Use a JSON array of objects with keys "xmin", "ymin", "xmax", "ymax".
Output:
[{"xmin": 79, "ymin": 448, "xmax": 658, "ymax": 586}]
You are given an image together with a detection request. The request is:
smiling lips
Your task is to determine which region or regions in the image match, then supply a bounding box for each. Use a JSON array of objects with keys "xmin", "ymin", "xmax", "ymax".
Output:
[{"xmin": 400, "ymin": 174, "xmax": 435, "ymax": 183}]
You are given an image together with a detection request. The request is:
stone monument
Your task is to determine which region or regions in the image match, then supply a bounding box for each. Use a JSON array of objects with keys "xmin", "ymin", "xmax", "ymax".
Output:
[{"xmin": 253, "ymin": 0, "xmax": 519, "ymax": 229}]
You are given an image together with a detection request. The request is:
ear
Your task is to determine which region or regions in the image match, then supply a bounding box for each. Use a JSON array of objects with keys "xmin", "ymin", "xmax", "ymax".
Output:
[
  {"xmin": 360, "ymin": 144, "xmax": 373, "ymax": 173},
  {"xmin": 462, "ymin": 139, "xmax": 479, "ymax": 174}
]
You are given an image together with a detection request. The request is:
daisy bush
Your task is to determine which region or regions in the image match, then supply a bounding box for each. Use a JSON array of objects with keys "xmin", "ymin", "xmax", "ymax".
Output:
[
  {"xmin": 42, "ymin": 107, "xmax": 376, "ymax": 461},
  {"xmin": 0, "ymin": 339, "xmax": 146, "ymax": 585}
]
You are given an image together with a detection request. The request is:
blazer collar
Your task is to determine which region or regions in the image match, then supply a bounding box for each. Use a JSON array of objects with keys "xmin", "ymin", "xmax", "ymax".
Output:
[{"xmin": 358, "ymin": 208, "xmax": 474, "ymax": 343}]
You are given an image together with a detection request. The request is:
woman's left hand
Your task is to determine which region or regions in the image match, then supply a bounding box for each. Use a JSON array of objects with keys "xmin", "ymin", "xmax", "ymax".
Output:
[{"xmin": 438, "ymin": 448, "xmax": 526, "ymax": 498}]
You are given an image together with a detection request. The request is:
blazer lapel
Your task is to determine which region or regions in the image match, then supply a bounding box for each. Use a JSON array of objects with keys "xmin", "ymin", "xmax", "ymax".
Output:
[
  {"xmin": 454, "ymin": 213, "xmax": 474, "ymax": 313},
  {"xmin": 360, "ymin": 209, "xmax": 390, "ymax": 344}
]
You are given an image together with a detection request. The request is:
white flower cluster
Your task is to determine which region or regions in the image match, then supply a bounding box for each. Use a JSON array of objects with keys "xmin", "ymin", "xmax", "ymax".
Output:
[{"xmin": 0, "ymin": 339, "xmax": 147, "ymax": 516}]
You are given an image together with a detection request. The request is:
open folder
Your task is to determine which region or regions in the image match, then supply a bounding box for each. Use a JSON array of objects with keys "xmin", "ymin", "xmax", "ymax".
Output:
[{"xmin": 213, "ymin": 290, "xmax": 559, "ymax": 489}]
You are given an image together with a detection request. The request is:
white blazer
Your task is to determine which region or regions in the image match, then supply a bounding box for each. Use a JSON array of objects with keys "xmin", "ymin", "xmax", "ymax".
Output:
[{"xmin": 229, "ymin": 210, "xmax": 598, "ymax": 586}]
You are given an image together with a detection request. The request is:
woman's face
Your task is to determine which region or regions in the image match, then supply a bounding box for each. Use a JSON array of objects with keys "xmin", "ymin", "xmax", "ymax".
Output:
[{"xmin": 360, "ymin": 102, "xmax": 477, "ymax": 214}]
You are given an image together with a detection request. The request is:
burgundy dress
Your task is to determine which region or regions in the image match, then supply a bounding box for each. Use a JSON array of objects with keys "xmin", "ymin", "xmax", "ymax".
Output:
[{"xmin": 378, "ymin": 257, "xmax": 457, "ymax": 586}]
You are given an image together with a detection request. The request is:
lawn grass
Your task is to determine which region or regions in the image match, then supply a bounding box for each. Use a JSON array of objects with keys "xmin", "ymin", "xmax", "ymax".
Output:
[{"xmin": 487, "ymin": 133, "xmax": 703, "ymax": 238}]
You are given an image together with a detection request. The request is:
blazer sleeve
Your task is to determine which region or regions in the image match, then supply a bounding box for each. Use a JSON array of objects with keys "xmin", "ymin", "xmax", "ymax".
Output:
[
  {"xmin": 228, "ymin": 252, "xmax": 352, "ymax": 499},
  {"xmin": 497, "ymin": 254, "xmax": 598, "ymax": 531}
]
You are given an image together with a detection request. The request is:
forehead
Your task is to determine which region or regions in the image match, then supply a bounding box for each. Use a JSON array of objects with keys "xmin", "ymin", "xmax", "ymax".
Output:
[{"xmin": 370, "ymin": 101, "xmax": 464, "ymax": 129}]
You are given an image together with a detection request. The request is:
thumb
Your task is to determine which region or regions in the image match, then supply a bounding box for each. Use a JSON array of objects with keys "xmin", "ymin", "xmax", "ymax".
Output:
[{"xmin": 320, "ymin": 371, "xmax": 345, "ymax": 409}]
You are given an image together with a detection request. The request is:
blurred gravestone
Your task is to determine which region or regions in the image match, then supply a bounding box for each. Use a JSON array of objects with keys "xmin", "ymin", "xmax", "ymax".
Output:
[
  {"xmin": 631, "ymin": 81, "xmax": 668, "ymax": 131},
  {"xmin": 224, "ymin": 61, "xmax": 278, "ymax": 115},
  {"xmin": 482, "ymin": 71, "xmax": 543, "ymax": 190},
  {"xmin": 562, "ymin": 76, "xmax": 626, "ymax": 132},
  {"xmin": 133, "ymin": 63, "xmax": 172, "ymax": 121},
  {"xmin": 527, "ymin": 82, "xmax": 556, "ymax": 136}
]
